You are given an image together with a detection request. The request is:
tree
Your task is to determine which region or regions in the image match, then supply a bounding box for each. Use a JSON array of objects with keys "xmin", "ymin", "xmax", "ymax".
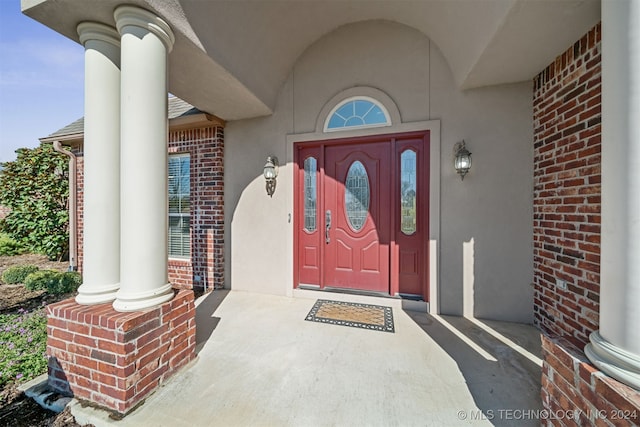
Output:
[{"xmin": 0, "ymin": 144, "xmax": 69, "ymax": 260}]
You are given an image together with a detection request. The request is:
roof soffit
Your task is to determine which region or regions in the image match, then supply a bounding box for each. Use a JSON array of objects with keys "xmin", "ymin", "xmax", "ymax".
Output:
[
  {"xmin": 22, "ymin": 0, "xmax": 601, "ymax": 121},
  {"xmin": 179, "ymin": 0, "xmax": 516, "ymax": 103},
  {"xmin": 21, "ymin": 0, "xmax": 272, "ymax": 120},
  {"xmin": 163, "ymin": 0, "xmax": 602, "ymax": 96}
]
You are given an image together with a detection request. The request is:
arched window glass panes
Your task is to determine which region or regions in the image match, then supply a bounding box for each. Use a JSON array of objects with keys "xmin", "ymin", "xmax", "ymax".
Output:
[
  {"xmin": 325, "ymin": 97, "xmax": 391, "ymax": 132},
  {"xmin": 401, "ymin": 150, "xmax": 417, "ymax": 235},
  {"xmin": 345, "ymin": 161, "xmax": 370, "ymax": 231},
  {"xmin": 304, "ymin": 157, "xmax": 317, "ymax": 232}
]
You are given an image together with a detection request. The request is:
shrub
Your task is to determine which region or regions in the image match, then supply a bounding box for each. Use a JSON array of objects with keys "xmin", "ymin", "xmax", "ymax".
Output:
[
  {"xmin": 49, "ymin": 271, "xmax": 82, "ymax": 294},
  {"xmin": 23, "ymin": 270, "xmax": 59, "ymax": 291},
  {"xmin": 1, "ymin": 265, "xmax": 39, "ymax": 285},
  {"xmin": 23, "ymin": 270, "xmax": 82, "ymax": 295},
  {"xmin": 0, "ymin": 144, "xmax": 69, "ymax": 260},
  {"xmin": 0, "ymin": 308, "xmax": 48, "ymax": 388},
  {"xmin": 0, "ymin": 233, "xmax": 27, "ymax": 256}
]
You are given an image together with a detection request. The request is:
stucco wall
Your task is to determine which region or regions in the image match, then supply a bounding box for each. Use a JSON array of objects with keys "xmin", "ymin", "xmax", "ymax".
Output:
[{"xmin": 225, "ymin": 20, "xmax": 534, "ymax": 323}]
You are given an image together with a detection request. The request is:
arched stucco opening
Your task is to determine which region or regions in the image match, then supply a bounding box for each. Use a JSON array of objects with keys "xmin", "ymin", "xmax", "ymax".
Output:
[{"xmin": 226, "ymin": 18, "xmax": 533, "ymax": 324}]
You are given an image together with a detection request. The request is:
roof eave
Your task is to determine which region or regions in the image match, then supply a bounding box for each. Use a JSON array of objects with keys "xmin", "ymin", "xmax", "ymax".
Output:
[{"xmin": 39, "ymin": 113, "xmax": 224, "ymax": 146}]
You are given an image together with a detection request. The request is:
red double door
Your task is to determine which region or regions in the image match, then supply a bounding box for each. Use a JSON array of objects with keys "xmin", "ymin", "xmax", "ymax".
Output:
[{"xmin": 295, "ymin": 131, "xmax": 429, "ymax": 300}]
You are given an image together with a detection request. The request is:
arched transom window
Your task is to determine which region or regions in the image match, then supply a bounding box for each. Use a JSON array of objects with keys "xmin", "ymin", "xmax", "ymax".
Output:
[{"xmin": 324, "ymin": 96, "xmax": 391, "ymax": 132}]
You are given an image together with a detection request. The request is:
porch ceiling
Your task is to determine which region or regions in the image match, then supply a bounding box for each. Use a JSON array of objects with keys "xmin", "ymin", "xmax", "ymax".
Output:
[{"xmin": 22, "ymin": 0, "xmax": 600, "ymax": 121}]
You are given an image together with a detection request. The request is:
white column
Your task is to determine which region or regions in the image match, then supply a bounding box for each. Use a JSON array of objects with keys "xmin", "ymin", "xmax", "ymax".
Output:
[
  {"xmin": 585, "ymin": 0, "xmax": 640, "ymax": 390},
  {"xmin": 112, "ymin": 6, "xmax": 175, "ymax": 312},
  {"xmin": 75, "ymin": 23, "xmax": 121, "ymax": 305}
]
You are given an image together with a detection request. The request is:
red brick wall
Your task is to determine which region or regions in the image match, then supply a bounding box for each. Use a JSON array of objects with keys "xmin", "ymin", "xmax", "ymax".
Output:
[
  {"xmin": 541, "ymin": 335, "xmax": 640, "ymax": 427},
  {"xmin": 47, "ymin": 289, "xmax": 196, "ymax": 415},
  {"xmin": 167, "ymin": 126, "xmax": 225, "ymax": 291},
  {"xmin": 534, "ymin": 23, "xmax": 640, "ymax": 427},
  {"xmin": 533, "ymin": 23, "xmax": 601, "ymax": 349},
  {"xmin": 73, "ymin": 124, "xmax": 224, "ymax": 291}
]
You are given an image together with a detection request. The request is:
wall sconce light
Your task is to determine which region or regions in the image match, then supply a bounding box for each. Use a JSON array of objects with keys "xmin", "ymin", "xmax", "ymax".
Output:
[
  {"xmin": 264, "ymin": 156, "xmax": 279, "ymax": 197},
  {"xmin": 454, "ymin": 140, "xmax": 472, "ymax": 181}
]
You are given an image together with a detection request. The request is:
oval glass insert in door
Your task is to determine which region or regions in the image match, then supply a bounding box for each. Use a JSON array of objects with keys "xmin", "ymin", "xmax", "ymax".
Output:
[{"xmin": 344, "ymin": 160, "xmax": 370, "ymax": 231}]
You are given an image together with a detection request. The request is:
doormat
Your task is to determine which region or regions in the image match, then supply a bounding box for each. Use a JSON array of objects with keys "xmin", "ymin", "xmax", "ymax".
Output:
[{"xmin": 305, "ymin": 299, "xmax": 394, "ymax": 333}]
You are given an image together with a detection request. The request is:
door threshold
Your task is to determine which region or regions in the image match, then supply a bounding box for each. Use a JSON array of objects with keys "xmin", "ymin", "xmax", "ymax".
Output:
[
  {"xmin": 294, "ymin": 286, "xmax": 429, "ymax": 312},
  {"xmin": 322, "ymin": 286, "xmax": 396, "ymax": 299},
  {"xmin": 298, "ymin": 284, "xmax": 397, "ymax": 299},
  {"xmin": 298, "ymin": 284, "xmax": 321, "ymax": 290},
  {"xmin": 294, "ymin": 287, "xmax": 402, "ymax": 309},
  {"xmin": 397, "ymin": 293, "xmax": 424, "ymax": 301},
  {"xmin": 298, "ymin": 285, "xmax": 424, "ymax": 301}
]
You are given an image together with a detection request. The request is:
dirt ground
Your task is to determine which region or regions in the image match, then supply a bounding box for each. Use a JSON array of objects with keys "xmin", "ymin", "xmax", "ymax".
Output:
[
  {"xmin": 0, "ymin": 253, "xmax": 69, "ymax": 273},
  {"xmin": 0, "ymin": 254, "xmax": 89, "ymax": 426},
  {"xmin": 0, "ymin": 254, "xmax": 71, "ymax": 315}
]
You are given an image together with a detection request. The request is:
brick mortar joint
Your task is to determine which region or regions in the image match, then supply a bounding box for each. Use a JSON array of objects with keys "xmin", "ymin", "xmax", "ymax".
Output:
[{"xmin": 541, "ymin": 333, "xmax": 640, "ymax": 400}]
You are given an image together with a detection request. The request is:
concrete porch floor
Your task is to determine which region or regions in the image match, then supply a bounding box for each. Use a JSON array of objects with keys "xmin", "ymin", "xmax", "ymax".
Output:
[{"xmin": 70, "ymin": 290, "xmax": 542, "ymax": 426}]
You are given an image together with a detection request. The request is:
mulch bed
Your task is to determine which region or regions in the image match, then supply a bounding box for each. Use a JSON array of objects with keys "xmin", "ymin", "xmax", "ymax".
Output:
[{"xmin": 0, "ymin": 387, "xmax": 81, "ymax": 427}]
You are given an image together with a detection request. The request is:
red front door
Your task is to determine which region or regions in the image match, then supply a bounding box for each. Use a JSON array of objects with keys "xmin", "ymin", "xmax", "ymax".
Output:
[
  {"xmin": 295, "ymin": 131, "xmax": 429, "ymax": 299},
  {"xmin": 324, "ymin": 143, "xmax": 391, "ymax": 292}
]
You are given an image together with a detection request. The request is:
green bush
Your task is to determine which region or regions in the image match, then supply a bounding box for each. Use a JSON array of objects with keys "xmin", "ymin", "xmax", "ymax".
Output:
[
  {"xmin": 0, "ymin": 233, "xmax": 27, "ymax": 256},
  {"xmin": 1, "ymin": 265, "xmax": 39, "ymax": 285},
  {"xmin": 0, "ymin": 144, "xmax": 69, "ymax": 261},
  {"xmin": 23, "ymin": 270, "xmax": 82, "ymax": 294},
  {"xmin": 23, "ymin": 270, "xmax": 59, "ymax": 291},
  {"xmin": 50, "ymin": 271, "xmax": 82, "ymax": 294}
]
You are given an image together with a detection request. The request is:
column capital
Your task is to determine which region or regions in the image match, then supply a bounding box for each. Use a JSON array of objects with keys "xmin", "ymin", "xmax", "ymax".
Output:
[
  {"xmin": 77, "ymin": 22, "xmax": 120, "ymax": 48},
  {"xmin": 585, "ymin": 331, "xmax": 640, "ymax": 390},
  {"xmin": 114, "ymin": 6, "xmax": 175, "ymax": 52}
]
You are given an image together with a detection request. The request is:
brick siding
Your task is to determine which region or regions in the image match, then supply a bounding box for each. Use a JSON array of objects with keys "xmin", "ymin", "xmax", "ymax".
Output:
[
  {"xmin": 541, "ymin": 335, "xmax": 640, "ymax": 427},
  {"xmin": 73, "ymin": 124, "xmax": 224, "ymax": 291},
  {"xmin": 47, "ymin": 289, "xmax": 196, "ymax": 415},
  {"xmin": 168, "ymin": 126, "xmax": 225, "ymax": 291},
  {"xmin": 533, "ymin": 23, "xmax": 601, "ymax": 349},
  {"xmin": 534, "ymin": 23, "xmax": 640, "ymax": 426}
]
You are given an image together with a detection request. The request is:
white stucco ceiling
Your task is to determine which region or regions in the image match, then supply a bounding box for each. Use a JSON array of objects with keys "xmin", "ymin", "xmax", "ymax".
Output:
[{"xmin": 22, "ymin": 0, "xmax": 600, "ymax": 121}]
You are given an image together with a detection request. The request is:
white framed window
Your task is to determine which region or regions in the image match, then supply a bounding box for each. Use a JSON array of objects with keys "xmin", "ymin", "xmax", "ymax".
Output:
[
  {"xmin": 168, "ymin": 154, "xmax": 190, "ymax": 258},
  {"xmin": 324, "ymin": 96, "xmax": 391, "ymax": 132}
]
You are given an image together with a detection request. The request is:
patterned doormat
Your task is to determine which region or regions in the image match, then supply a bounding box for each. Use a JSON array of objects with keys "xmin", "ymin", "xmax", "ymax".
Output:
[{"xmin": 305, "ymin": 299, "xmax": 394, "ymax": 333}]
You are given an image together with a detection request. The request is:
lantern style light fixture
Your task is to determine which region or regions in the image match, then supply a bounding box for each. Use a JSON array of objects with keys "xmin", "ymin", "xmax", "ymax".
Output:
[
  {"xmin": 264, "ymin": 156, "xmax": 279, "ymax": 197},
  {"xmin": 453, "ymin": 140, "xmax": 472, "ymax": 181}
]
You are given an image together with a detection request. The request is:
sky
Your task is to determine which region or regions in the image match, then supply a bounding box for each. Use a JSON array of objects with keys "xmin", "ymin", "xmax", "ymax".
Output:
[{"xmin": 0, "ymin": 0, "xmax": 84, "ymax": 164}]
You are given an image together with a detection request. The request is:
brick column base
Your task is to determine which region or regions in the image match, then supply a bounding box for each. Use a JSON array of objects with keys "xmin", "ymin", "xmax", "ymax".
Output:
[
  {"xmin": 541, "ymin": 334, "xmax": 640, "ymax": 426},
  {"xmin": 46, "ymin": 289, "xmax": 196, "ymax": 416}
]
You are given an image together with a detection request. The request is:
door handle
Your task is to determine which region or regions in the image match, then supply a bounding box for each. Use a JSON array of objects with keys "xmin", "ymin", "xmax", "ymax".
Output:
[{"xmin": 325, "ymin": 210, "xmax": 332, "ymax": 244}]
